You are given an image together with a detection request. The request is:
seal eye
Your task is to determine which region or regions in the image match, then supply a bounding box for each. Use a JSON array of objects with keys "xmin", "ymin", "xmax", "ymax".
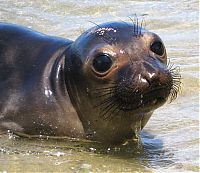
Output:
[
  {"xmin": 92, "ymin": 54, "xmax": 113, "ymax": 73},
  {"xmin": 150, "ymin": 41, "xmax": 165, "ymax": 56}
]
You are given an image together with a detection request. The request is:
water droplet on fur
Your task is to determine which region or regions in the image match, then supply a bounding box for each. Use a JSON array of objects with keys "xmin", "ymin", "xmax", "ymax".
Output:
[
  {"xmin": 89, "ymin": 147, "xmax": 96, "ymax": 152},
  {"xmin": 86, "ymin": 87, "xmax": 89, "ymax": 93},
  {"xmin": 131, "ymin": 121, "xmax": 142, "ymax": 143}
]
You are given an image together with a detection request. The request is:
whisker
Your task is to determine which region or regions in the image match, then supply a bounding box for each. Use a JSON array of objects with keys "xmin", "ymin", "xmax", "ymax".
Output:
[
  {"xmin": 94, "ymin": 95, "xmax": 116, "ymax": 108},
  {"xmin": 128, "ymin": 16, "xmax": 136, "ymax": 36},
  {"xmin": 167, "ymin": 58, "xmax": 171, "ymax": 68},
  {"xmin": 172, "ymin": 74, "xmax": 182, "ymax": 78},
  {"xmin": 94, "ymin": 85, "xmax": 116, "ymax": 91},
  {"xmin": 102, "ymin": 101, "xmax": 122, "ymax": 120},
  {"xmin": 136, "ymin": 16, "xmax": 139, "ymax": 35},
  {"xmin": 94, "ymin": 91, "xmax": 114, "ymax": 98},
  {"xmin": 92, "ymin": 89, "xmax": 114, "ymax": 95},
  {"xmin": 167, "ymin": 61, "xmax": 175, "ymax": 70},
  {"xmin": 128, "ymin": 15, "xmax": 143, "ymax": 37},
  {"xmin": 100, "ymin": 100, "xmax": 117, "ymax": 119},
  {"xmin": 167, "ymin": 59, "xmax": 182, "ymax": 102},
  {"xmin": 172, "ymin": 81, "xmax": 182, "ymax": 86},
  {"xmin": 169, "ymin": 66, "xmax": 181, "ymax": 72},
  {"xmin": 140, "ymin": 18, "xmax": 145, "ymax": 35}
]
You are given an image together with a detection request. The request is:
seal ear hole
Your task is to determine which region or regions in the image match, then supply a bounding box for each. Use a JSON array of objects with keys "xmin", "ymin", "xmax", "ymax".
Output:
[
  {"xmin": 92, "ymin": 54, "xmax": 113, "ymax": 73},
  {"xmin": 150, "ymin": 41, "xmax": 165, "ymax": 56}
]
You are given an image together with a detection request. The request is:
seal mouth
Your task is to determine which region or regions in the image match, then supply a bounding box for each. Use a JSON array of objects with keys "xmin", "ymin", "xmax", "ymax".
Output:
[{"xmin": 114, "ymin": 86, "xmax": 170, "ymax": 112}]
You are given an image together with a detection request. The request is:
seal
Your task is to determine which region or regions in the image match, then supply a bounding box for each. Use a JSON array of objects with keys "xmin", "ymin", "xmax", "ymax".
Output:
[{"xmin": 0, "ymin": 21, "xmax": 181, "ymax": 144}]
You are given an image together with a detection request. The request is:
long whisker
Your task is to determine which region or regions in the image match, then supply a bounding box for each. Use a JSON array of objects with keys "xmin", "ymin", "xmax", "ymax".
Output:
[
  {"xmin": 100, "ymin": 99, "xmax": 117, "ymax": 119},
  {"xmin": 128, "ymin": 15, "xmax": 144, "ymax": 37},
  {"xmin": 94, "ymin": 85, "xmax": 116, "ymax": 91},
  {"xmin": 128, "ymin": 16, "xmax": 136, "ymax": 36},
  {"xmin": 94, "ymin": 94, "xmax": 116, "ymax": 108},
  {"xmin": 102, "ymin": 99, "xmax": 126, "ymax": 120},
  {"xmin": 103, "ymin": 104, "xmax": 121, "ymax": 120},
  {"xmin": 140, "ymin": 17, "xmax": 146, "ymax": 34},
  {"xmin": 94, "ymin": 91, "xmax": 114, "ymax": 98},
  {"xmin": 135, "ymin": 16, "xmax": 139, "ymax": 35},
  {"xmin": 167, "ymin": 60, "xmax": 182, "ymax": 102}
]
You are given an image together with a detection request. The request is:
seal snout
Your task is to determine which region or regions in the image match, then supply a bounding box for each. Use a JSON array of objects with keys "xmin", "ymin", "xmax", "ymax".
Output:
[
  {"xmin": 140, "ymin": 61, "xmax": 173, "ymax": 91},
  {"xmin": 112, "ymin": 58, "xmax": 173, "ymax": 113},
  {"xmin": 139, "ymin": 60, "xmax": 173, "ymax": 102}
]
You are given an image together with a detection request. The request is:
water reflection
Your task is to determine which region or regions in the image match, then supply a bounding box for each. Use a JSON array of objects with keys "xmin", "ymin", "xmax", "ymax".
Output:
[{"xmin": 0, "ymin": 131, "xmax": 177, "ymax": 172}]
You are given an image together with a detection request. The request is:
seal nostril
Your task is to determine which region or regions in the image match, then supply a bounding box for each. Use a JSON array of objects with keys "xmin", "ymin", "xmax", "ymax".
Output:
[
  {"xmin": 142, "ymin": 62, "xmax": 159, "ymax": 87},
  {"xmin": 138, "ymin": 75, "xmax": 151, "ymax": 91},
  {"xmin": 144, "ymin": 77, "xmax": 151, "ymax": 87},
  {"xmin": 140, "ymin": 77, "xmax": 150, "ymax": 87}
]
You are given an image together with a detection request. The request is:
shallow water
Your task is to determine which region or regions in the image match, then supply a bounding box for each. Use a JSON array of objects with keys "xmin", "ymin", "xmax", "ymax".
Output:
[{"xmin": 0, "ymin": 0, "xmax": 199, "ymax": 172}]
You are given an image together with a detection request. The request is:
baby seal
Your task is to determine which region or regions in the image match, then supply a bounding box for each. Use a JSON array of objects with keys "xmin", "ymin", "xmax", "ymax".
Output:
[{"xmin": 0, "ymin": 21, "xmax": 181, "ymax": 144}]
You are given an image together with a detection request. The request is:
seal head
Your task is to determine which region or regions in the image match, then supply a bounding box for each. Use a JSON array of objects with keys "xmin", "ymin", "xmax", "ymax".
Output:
[{"xmin": 65, "ymin": 22, "xmax": 176, "ymax": 144}]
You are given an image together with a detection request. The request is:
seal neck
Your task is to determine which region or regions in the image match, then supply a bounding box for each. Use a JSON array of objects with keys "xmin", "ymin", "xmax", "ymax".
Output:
[
  {"xmin": 49, "ymin": 44, "xmax": 85, "ymax": 137},
  {"xmin": 63, "ymin": 45, "xmax": 86, "ymax": 125},
  {"xmin": 46, "ymin": 43, "xmax": 77, "ymax": 114},
  {"xmin": 49, "ymin": 46, "xmax": 69, "ymax": 99}
]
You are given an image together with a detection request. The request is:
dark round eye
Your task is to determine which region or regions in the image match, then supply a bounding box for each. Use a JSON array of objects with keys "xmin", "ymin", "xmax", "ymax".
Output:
[
  {"xmin": 92, "ymin": 54, "xmax": 113, "ymax": 73},
  {"xmin": 150, "ymin": 41, "xmax": 165, "ymax": 56}
]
